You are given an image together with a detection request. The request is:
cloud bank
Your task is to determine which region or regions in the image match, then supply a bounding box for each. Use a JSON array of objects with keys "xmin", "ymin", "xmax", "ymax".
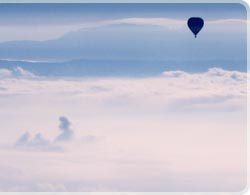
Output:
[
  {"xmin": 0, "ymin": 67, "xmax": 245, "ymax": 112},
  {"xmin": 0, "ymin": 67, "xmax": 246, "ymax": 192}
]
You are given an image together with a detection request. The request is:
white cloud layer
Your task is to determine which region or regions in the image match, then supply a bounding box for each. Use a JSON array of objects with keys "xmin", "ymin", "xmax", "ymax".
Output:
[
  {"xmin": 0, "ymin": 67, "xmax": 246, "ymax": 112},
  {"xmin": 0, "ymin": 67, "xmax": 247, "ymax": 191}
]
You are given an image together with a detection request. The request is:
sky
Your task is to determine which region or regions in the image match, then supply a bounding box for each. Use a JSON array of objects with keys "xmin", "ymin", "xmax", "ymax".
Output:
[
  {"xmin": 0, "ymin": 3, "xmax": 247, "ymax": 42},
  {"xmin": 0, "ymin": 3, "xmax": 246, "ymax": 21},
  {"xmin": 0, "ymin": 3, "xmax": 247, "ymax": 73},
  {"xmin": 0, "ymin": 3, "xmax": 247, "ymax": 192}
]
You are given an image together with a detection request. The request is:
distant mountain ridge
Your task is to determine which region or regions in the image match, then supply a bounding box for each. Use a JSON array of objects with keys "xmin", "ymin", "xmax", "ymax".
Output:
[{"xmin": 0, "ymin": 23, "xmax": 246, "ymax": 76}]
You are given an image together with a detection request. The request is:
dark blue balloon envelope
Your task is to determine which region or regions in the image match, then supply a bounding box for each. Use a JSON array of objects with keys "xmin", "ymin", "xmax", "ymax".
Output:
[{"xmin": 187, "ymin": 17, "xmax": 204, "ymax": 38}]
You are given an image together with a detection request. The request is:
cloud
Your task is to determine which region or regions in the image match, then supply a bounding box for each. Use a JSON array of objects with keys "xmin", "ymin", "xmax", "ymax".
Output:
[
  {"xmin": 0, "ymin": 17, "xmax": 185, "ymax": 42},
  {"xmin": 12, "ymin": 67, "xmax": 37, "ymax": 79},
  {"xmin": 0, "ymin": 67, "xmax": 246, "ymax": 112},
  {"xmin": 14, "ymin": 132, "xmax": 55, "ymax": 151},
  {"xmin": 0, "ymin": 17, "xmax": 246, "ymax": 42},
  {"xmin": 14, "ymin": 116, "xmax": 74, "ymax": 151},
  {"xmin": 0, "ymin": 68, "xmax": 12, "ymax": 78},
  {"xmin": 81, "ymin": 135, "xmax": 98, "ymax": 144},
  {"xmin": 55, "ymin": 116, "xmax": 74, "ymax": 142},
  {"xmin": 15, "ymin": 132, "xmax": 30, "ymax": 146},
  {"xmin": 0, "ymin": 66, "xmax": 37, "ymax": 79},
  {"xmin": 0, "ymin": 67, "xmax": 246, "ymax": 191},
  {"xmin": 162, "ymin": 67, "xmax": 246, "ymax": 80},
  {"xmin": 81, "ymin": 17, "xmax": 186, "ymax": 30},
  {"xmin": 162, "ymin": 70, "xmax": 187, "ymax": 77}
]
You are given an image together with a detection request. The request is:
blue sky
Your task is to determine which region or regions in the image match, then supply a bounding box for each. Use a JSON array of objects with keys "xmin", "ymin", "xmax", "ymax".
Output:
[{"xmin": 0, "ymin": 3, "xmax": 247, "ymax": 25}]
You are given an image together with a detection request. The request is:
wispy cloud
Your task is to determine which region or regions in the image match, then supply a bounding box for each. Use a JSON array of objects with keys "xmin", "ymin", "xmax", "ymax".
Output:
[
  {"xmin": 0, "ymin": 68, "xmax": 13, "ymax": 78},
  {"xmin": 0, "ymin": 67, "xmax": 37, "ymax": 79},
  {"xmin": 15, "ymin": 132, "xmax": 55, "ymax": 151},
  {"xmin": 77, "ymin": 17, "xmax": 186, "ymax": 30},
  {"xmin": 55, "ymin": 116, "xmax": 74, "ymax": 142},
  {"xmin": 15, "ymin": 116, "xmax": 74, "ymax": 151},
  {"xmin": 0, "ymin": 17, "xmax": 247, "ymax": 42}
]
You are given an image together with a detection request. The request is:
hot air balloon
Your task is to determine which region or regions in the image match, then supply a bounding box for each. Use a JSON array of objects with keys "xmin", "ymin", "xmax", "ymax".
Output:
[{"xmin": 187, "ymin": 17, "xmax": 204, "ymax": 38}]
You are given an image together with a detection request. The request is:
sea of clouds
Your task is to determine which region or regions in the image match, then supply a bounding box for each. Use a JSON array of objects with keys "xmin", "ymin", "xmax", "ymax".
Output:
[{"xmin": 0, "ymin": 66, "xmax": 247, "ymax": 192}]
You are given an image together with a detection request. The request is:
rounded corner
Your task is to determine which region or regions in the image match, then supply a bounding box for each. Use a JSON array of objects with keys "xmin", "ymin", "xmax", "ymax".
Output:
[
  {"xmin": 236, "ymin": 0, "xmax": 250, "ymax": 14},
  {"xmin": 235, "ymin": 181, "xmax": 250, "ymax": 195}
]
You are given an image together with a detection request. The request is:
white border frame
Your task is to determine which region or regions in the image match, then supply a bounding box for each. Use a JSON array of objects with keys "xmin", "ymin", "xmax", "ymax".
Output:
[{"xmin": 0, "ymin": 0, "xmax": 248, "ymax": 194}]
